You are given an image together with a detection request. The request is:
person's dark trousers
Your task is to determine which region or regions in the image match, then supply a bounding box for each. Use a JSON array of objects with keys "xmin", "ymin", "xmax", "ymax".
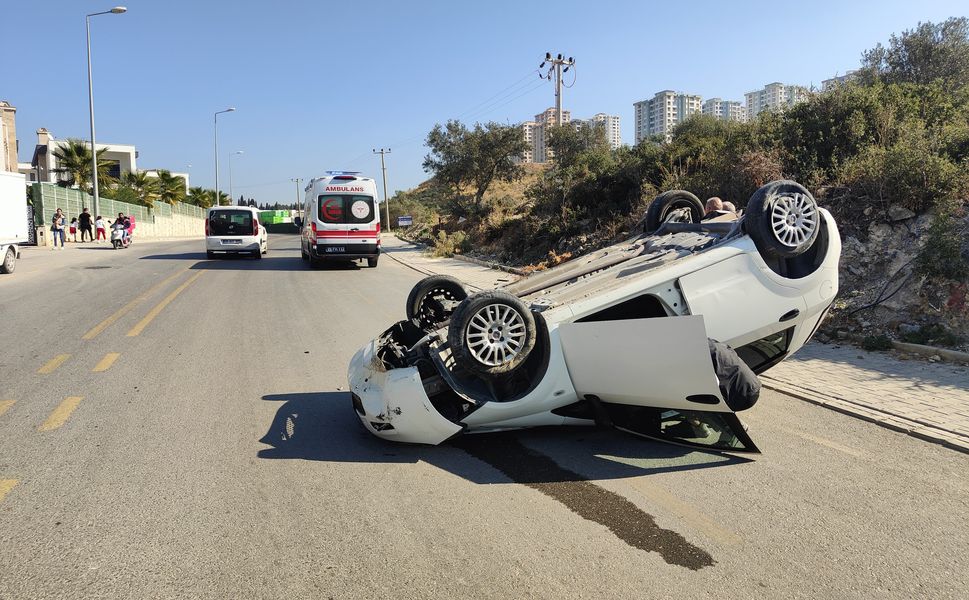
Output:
[{"xmin": 80, "ymin": 226, "xmax": 93, "ymax": 242}]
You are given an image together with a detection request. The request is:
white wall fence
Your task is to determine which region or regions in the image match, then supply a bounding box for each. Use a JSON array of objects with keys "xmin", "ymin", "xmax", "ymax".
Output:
[{"xmin": 33, "ymin": 183, "xmax": 204, "ymax": 244}]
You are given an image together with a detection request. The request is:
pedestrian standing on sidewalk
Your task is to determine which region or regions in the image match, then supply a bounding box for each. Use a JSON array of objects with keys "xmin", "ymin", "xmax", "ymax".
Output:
[
  {"xmin": 95, "ymin": 215, "xmax": 106, "ymax": 243},
  {"xmin": 69, "ymin": 217, "xmax": 78, "ymax": 242},
  {"xmin": 50, "ymin": 208, "xmax": 66, "ymax": 249},
  {"xmin": 78, "ymin": 208, "xmax": 93, "ymax": 242}
]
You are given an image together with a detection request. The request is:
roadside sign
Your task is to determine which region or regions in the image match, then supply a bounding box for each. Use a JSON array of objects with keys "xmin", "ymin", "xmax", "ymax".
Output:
[{"xmin": 397, "ymin": 215, "xmax": 413, "ymax": 227}]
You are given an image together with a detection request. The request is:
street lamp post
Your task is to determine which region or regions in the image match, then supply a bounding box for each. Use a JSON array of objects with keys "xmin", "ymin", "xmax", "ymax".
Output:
[
  {"xmin": 86, "ymin": 5, "xmax": 126, "ymax": 221},
  {"xmin": 213, "ymin": 107, "xmax": 235, "ymax": 206},
  {"xmin": 228, "ymin": 150, "xmax": 243, "ymax": 204}
]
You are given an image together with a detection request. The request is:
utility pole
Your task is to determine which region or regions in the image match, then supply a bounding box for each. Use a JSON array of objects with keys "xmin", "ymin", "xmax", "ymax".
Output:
[
  {"xmin": 539, "ymin": 52, "xmax": 574, "ymax": 126},
  {"xmin": 291, "ymin": 177, "xmax": 302, "ymax": 225},
  {"xmin": 372, "ymin": 148, "xmax": 391, "ymax": 231}
]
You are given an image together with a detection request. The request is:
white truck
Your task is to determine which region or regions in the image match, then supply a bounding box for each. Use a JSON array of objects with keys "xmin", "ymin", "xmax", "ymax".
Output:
[{"xmin": 0, "ymin": 171, "xmax": 29, "ymax": 274}]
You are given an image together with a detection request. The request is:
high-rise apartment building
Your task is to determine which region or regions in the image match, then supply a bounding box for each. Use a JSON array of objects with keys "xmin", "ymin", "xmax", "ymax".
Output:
[
  {"xmin": 633, "ymin": 90, "xmax": 702, "ymax": 144},
  {"xmin": 701, "ymin": 98, "xmax": 747, "ymax": 123},
  {"xmin": 531, "ymin": 107, "xmax": 571, "ymax": 163},
  {"xmin": 520, "ymin": 121, "xmax": 536, "ymax": 163},
  {"xmin": 744, "ymin": 82, "xmax": 811, "ymax": 118},
  {"xmin": 590, "ymin": 113, "xmax": 622, "ymax": 149},
  {"xmin": 821, "ymin": 70, "xmax": 859, "ymax": 91}
]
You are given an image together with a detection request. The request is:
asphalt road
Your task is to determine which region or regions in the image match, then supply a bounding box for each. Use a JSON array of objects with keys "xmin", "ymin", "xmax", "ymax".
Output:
[{"xmin": 1, "ymin": 235, "xmax": 967, "ymax": 599}]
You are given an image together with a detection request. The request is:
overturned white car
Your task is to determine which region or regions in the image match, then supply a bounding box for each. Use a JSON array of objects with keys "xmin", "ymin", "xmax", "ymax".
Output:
[{"xmin": 349, "ymin": 181, "xmax": 841, "ymax": 452}]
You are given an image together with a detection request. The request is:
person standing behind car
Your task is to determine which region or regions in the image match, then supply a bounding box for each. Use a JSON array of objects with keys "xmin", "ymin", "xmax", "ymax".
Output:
[
  {"xmin": 50, "ymin": 208, "xmax": 66, "ymax": 249},
  {"xmin": 95, "ymin": 215, "xmax": 107, "ymax": 243},
  {"xmin": 78, "ymin": 208, "xmax": 93, "ymax": 242}
]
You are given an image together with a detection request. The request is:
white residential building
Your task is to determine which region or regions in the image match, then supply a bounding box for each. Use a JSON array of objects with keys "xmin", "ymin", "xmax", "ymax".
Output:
[
  {"xmin": 701, "ymin": 98, "xmax": 747, "ymax": 123},
  {"xmin": 744, "ymin": 82, "xmax": 811, "ymax": 118},
  {"xmin": 633, "ymin": 90, "xmax": 702, "ymax": 144},
  {"xmin": 29, "ymin": 128, "xmax": 138, "ymax": 184},
  {"xmin": 821, "ymin": 70, "xmax": 859, "ymax": 91},
  {"xmin": 531, "ymin": 107, "xmax": 571, "ymax": 163},
  {"xmin": 519, "ymin": 121, "xmax": 536, "ymax": 163},
  {"xmin": 590, "ymin": 113, "xmax": 622, "ymax": 149}
]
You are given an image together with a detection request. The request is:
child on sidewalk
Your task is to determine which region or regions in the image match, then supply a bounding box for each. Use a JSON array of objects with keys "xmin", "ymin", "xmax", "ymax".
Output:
[
  {"xmin": 69, "ymin": 217, "xmax": 78, "ymax": 242},
  {"xmin": 95, "ymin": 215, "xmax": 106, "ymax": 243}
]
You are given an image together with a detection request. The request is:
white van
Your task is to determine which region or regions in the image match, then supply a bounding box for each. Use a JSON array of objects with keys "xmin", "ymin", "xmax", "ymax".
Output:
[
  {"xmin": 0, "ymin": 171, "xmax": 28, "ymax": 274},
  {"xmin": 205, "ymin": 205, "xmax": 268, "ymax": 259},
  {"xmin": 300, "ymin": 172, "xmax": 381, "ymax": 268}
]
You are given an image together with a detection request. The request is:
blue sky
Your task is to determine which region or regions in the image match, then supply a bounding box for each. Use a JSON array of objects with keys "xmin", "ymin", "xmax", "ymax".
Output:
[{"xmin": 4, "ymin": 0, "xmax": 966, "ymax": 204}]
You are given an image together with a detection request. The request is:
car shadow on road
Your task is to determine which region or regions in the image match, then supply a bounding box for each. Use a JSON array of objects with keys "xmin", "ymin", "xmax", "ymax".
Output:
[{"xmin": 257, "ymin": 391, "xmax": 754, "ymax": 484}]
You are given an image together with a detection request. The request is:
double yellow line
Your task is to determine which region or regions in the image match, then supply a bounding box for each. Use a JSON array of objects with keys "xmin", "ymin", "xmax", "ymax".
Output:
[{"xmin": 82, "ymin": 269, "xmax": 202, "ymax": 340}]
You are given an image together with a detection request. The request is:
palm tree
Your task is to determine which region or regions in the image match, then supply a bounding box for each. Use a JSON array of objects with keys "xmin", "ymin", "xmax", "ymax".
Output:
[
  {"xmin": 121, "ymin": 171, "xmax": 159, "ymax": 208},
  {"xmin": 155, "ymin": 170, "xmax": 186, "ymax": 205},
  {"xmin": 52, "ymin": 139, "xmax": 115, "ymax": 192},
  {"xmin": 186, "ymin": 186, "xmax": 211, "ymax": 208}
]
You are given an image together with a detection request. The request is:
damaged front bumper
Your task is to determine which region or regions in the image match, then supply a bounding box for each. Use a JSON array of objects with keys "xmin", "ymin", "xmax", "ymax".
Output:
[{"xmin": 348, "ymin": 340, "xmax": 463, "ymax": 444}]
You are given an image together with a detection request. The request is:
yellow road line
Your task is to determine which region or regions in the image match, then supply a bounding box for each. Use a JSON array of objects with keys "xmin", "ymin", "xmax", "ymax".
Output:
[
  {"xmin": 0, "ymin": 400, "xmax": 15, "ymax": 417},
  {"xmin": 83, "ymin": 269, "xmax": 188, "ymax": 340},
  {"xmin": 0, "ymin": 479, "xmax": 17, "ymax": 503},
  {"xmin": 126, "ymin": 271, "xmax": 204, "ymax": 337},
  {"xmin": 628, "ymin": 477, "xmax": 743, "ymax": 546},
  {"xmin": 38, "ymin": 396, "xmax": 83, "ymax": 432},
  {"xmin": 92, "ymin": 352, "xmax": 121, "ymax": 373},
  {"xmin": 37, "ymin": 354, "xmax": 71, "ymax": 374}
]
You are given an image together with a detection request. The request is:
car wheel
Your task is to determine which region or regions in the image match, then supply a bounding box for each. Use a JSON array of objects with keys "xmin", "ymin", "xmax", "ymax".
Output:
[
  {"xmin": 300, "ymin": 243, "xmax": 309, "ymax": 261},
  {"xmin": 0, "ymin": 248, "xmax": 15, "ymax": 274},
  {"xmin": 643, "ymin": 190, "xmax": 704, "ymax": 233},
  {"xmin": 407, "ymin": 275, "xmax": 468, "ymax": 331},
  {"xmin": 367, "ymin": 256, "xmax": 378, "ymax": 268},
  {"xmin": 207, "ymin": 251, "xmax": 215, "ymax": 259},
  {"xmin": 449, "ymin": 291, "xmax": 536, "ymax": 377},
  {"xmin": 254, "ymin": 248, "xmax": 263, "ymax": 260},
  {"xmin": 745, "ymin": 180, "xmax": 820, "ymax": 258}
]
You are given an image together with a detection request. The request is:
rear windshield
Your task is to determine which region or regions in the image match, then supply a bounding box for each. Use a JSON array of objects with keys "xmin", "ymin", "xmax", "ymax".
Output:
[
  {"xmin": 318, "ymin": 195, "xmax": 375, "ymax": 224},
  {"xmin": 208, "ymin": 210, "xmax": 254, "ymax": 236}
]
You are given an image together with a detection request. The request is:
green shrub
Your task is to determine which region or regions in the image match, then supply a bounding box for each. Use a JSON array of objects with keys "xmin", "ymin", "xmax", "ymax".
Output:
[
  {"xmin": 428, "ymin": 230, "xmax": 469, "ymax": 257},
  {"xmin": 917, "ymin": 213, "xmax": 969, "ymax": 280},
  {"xmin": 862, "ymin": 334, "xmax": 894, "ymax": 351},
  {"xmin": 899, "ymin": 323, "xmax": 964, "ymax": 347}
]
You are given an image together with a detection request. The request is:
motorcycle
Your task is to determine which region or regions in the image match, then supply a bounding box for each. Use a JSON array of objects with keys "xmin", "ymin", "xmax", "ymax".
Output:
[{"xmin": 110, "ymin": 224, "xmax": 130, "ymax": 249}]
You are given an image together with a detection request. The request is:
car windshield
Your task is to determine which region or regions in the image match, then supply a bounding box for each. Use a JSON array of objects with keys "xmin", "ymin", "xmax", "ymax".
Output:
[
  {"xmin": 208, "ymin": 210, "xmax": 253, "ymax": 236},
  {"xmin": 318, "ymin": 195, "xmax": 374, "ymax": 224}
]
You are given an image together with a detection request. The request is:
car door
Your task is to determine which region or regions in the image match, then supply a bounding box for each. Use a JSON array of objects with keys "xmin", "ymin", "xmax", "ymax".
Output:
[{"xmin": 557, "ymin": 315, "xmax": 759, "ymax": 452}]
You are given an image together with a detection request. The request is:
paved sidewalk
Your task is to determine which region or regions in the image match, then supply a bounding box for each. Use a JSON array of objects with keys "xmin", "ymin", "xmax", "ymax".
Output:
[{"xmin": 382, "ymin": 235, "xmax": 969, "ymax": 454}]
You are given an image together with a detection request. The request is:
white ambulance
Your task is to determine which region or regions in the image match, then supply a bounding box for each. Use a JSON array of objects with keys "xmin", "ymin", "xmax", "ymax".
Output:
[{"xmin": 300, "ymin": 172, "xmax": 381, "ymax": 268}]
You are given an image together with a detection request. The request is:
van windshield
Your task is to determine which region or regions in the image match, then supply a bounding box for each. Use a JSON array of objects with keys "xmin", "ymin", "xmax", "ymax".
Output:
[
  {"xmin": 318, "ymin": 195, "xmax": 375, "ymax": 225},
  {"xmin": 208, "ymin": 210, "xmax": 254, "ymax": 236}
]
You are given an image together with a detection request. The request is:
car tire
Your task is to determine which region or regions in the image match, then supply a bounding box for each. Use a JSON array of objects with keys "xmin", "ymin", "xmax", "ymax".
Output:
[
  {"xmin": 300, "ymin": 244, "xmax": 309, "ymax": 260},
  {"xmin": 449, "ymin": 291, "xmax": 536, "ymax": 377},
  {"xmin": 367, "ymin": 256, "xmax": 378, "ymax": 268},
  {"xmin": 1, "ymin": 248, "xmax": 15, "ymax": 274},
  {"xmin": 206, "ymin": 251, "xmax": 215, "ymax": 259},
  {"xmin": 643, "ymin": 190, "xmax": 704, "ymax": 233},
  {"xmin": 253, "ymin": 248, "xmax": 263, "ymax": 260},
  {"xmin": 745, "ymin": 180, "xmax": 820, "ymax": 258},
  {"xmin": 407, "ymin": 275, "xmax": 468, "ymax": 331}
]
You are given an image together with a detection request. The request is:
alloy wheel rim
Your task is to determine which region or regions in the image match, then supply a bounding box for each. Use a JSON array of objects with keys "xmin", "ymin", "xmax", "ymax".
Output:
[
  {"xmin": 770, "ymin": 193, "xmax": 817, "ymax": 247},
  {"xmin": 465, "ymin": 304, "xmax": 527, "ymax": 367}
]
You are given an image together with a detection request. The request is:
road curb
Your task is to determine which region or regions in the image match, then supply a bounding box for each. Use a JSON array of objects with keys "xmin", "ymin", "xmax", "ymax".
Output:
[{"xmin": 761, "ymin": 378, "xmax": 969, "ymax": 455}]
